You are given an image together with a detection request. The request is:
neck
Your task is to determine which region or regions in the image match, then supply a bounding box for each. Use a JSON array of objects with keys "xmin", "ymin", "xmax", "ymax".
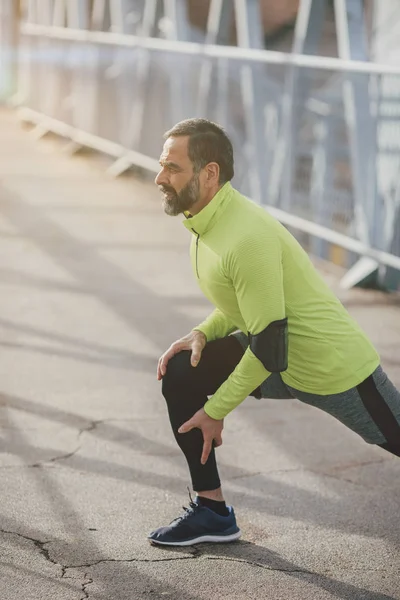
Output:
[{"xmin": 189, "ymin": 184, "xmax": 223, "ymax": 216}]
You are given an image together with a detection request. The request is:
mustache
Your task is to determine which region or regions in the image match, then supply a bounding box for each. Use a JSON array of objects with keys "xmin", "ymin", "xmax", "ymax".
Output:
[{"xmin": 159, "ymin": 185, "xmax": 176, "ymax": 194}]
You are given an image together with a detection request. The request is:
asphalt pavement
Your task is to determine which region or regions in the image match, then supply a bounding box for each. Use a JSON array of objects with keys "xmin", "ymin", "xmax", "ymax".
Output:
[{"xmin": 1, "ymin": 110, "xmax": 400, "ymax": 599}]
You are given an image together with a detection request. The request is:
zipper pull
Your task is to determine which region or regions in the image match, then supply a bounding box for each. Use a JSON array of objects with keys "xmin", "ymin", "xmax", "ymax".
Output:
[{"xmin": 191, "ymin": 229, "xmax": 200, "ymax": 279}]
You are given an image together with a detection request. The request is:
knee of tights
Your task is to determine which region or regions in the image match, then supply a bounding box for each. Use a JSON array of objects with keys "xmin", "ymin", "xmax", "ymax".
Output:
[{"xmin": 161, "ymin": 350, "xmax": 196, "ymax": 398}]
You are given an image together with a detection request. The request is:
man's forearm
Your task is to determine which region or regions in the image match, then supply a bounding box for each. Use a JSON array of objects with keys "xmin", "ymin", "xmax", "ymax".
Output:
[{"xmin": 204, "ymin": 347, "xmax": 270, "ymax": 419}]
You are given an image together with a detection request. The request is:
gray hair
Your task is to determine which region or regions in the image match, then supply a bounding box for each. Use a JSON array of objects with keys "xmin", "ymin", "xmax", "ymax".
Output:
[{"xmin": 164, "ymin": 118, "xmax": 234, "ymax": 184}]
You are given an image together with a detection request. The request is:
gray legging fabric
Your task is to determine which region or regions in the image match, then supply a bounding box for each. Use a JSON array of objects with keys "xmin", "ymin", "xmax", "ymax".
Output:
[{"xmin": 233, "ymin": 331, "xmax": 400, "ymax": 446}]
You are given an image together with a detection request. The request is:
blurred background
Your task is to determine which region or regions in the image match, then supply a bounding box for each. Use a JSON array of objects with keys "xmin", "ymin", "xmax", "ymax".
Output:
[{"xmin": 1, "ymin": 0, "xmax": 400, "ymax": 290}]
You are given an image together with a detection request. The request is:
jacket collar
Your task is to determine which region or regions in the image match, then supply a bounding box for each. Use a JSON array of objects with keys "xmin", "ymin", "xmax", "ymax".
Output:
[{"xmin": 182, "ymin": 182, "xmax": 233, "ymax": 236}]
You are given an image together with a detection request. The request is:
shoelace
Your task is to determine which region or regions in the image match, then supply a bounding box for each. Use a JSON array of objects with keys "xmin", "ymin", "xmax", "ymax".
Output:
[{"xmin": 169, "ymin": 489, "xmax": 200, "ymax": 525}]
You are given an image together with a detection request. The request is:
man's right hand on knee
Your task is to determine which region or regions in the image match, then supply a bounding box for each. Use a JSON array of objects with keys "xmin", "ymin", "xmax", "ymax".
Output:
[{"xmin": 157, "ymin": 330, "xmax": 207, "ymax": 380}]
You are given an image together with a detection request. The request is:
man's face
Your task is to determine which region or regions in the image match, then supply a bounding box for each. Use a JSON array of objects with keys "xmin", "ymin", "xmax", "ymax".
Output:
[{"xmin": 155, "ymin": 136, "xmax": 201, "ymax": 216}]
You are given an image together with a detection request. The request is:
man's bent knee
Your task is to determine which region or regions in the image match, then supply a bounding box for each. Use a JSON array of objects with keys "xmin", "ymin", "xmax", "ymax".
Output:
[{"xmin": 161, "ymin": 350, "xmax": 195, "ymax": 398}]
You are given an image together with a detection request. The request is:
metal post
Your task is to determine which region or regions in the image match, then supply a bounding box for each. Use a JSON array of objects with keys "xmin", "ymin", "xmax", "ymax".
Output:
[
  {"xmin": 334, "ymin": 0, "xmax": 380, "ymax": 288},
  {"xmin": 92, "ymin": 0, "xmax": 109, "ymax": 30},
  {"xmin": 107, "ymin": 0, "xmax": 162, "ymax": 176},
  {"xmin": 41, "ymin": 0, "xmax": 66, "ymax": 131},
  {"xmin": 276, "ymin": 0, "xmax": 328, "ymax": 211},
  {"xmin": 234, "ymin": 0, "xmax": 267, "ymax": 204},
  {"xmin": 378, "ymin": 163, "xmax": 400, "ymax": 291},
  {"xmin": 31, "ymin": 0, "xmax": 55, "ymax": 136},
  {"xmin": 373, "ymin": 68, "xmax": 400, "ymax": 288},
  {"xmin": 108, "ymin": 0, "xmax": 135, "ymax": 151},
  {"xmin": 81, "ymin": 0, "xmax": 111, "ymax": 146},
  {"xmin": 0, "ymin": 0, "xmax": 18, "ymax": 102},
  {"xmin": 36, "ymin": 0, "xmax": 53, "ymax": 25},
  {"xmin": 310, "ymin": 113, "xmax": 334, "ymax": 259},
  {"xmin": 67, "ymin": 0, "xmax": 90, "ymax": 137},
  {"xmin": 53, "ymin": 0, "xmax": 67, "ymax": 26},
  {"xmin": 384, "ymin": 183, "xmax": 400, "ymax": 291},
  {"xmin": 163, "ymin": 0, "xmax": 190, "ymax": 125},
  {"xmin": 26, "ymin": 0, "xmax": 37, "ymax": 24},
  {"xmin": 196, "ymin": 0, "xmax": 232, "ymax": 116}
]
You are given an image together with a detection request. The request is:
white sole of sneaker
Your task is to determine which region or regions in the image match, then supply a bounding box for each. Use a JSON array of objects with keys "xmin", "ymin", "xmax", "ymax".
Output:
[{"xmin": 149, "ymin": 530, "xmax": 242, "ymax": 546}]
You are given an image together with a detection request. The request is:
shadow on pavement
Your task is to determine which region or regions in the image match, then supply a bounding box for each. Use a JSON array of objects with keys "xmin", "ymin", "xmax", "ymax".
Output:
[
  {"xmin": 0, "ymin": 185, "xmax": 197, "ymax": 350},
  {"xmin": 153, "ymin": 541, "xmax": 397, "ymax": 600},
  {"xmin": 3, "ymin": 391, "xmax": 400, "ymax": 548}
]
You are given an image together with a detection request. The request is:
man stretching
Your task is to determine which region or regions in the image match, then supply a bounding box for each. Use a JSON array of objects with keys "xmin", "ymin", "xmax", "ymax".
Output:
[{"xmin": 148, "ymin": 118, "xmax": 400, "ymax": 546}]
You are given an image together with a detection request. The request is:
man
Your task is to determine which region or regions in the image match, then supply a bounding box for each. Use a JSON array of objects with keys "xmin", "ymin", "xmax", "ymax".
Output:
[{"xmin": 148, "ymin": 118, "xmax": 400, "ymax": 547}]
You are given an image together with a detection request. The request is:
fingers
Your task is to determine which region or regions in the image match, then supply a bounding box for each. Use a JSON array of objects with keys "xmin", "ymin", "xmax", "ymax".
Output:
[
  {"xmin": 157, "ymin": 341, "xmax": 183, "ymax": 380},
  {"xmin": 157, "ymin": 357, "xmax": 163, "ymax": 381},
  {"xmin": 158, "ymin": 332, "xmax": 206, "ymax": 379},
  {"xmin": 214, "ymin": 433, "xmax": 223, "ymax": 448},
  {"xmin": 201, "ymin": 438, "xmax": 213, "ymax": 465},
  {"xmin": 178, "ymin": 420, "xmax": 221, "ymax": 464},
  {"xmin": 190, "ymin": 340, "xmax": 203, "ymax": 367},
  {"xmin": 178, "ymin": 418, "xmax": 193, "ymax": 434},
  {"xmin": 157, "ymin": 342, "xmax": 201, "ymax": 379},
  {"xmin": 159, "ymin": 347, "xmax": 176, "ymax": 377},
  {"xmin": 190, "ymin": 332, "xmax": 206, "ymax": 367}
]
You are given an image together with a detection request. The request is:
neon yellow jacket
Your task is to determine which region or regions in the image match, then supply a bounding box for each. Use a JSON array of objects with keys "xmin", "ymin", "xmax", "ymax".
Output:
[{"xmin": 183, "ymin": 183, "xmax": 380, "ymax": 420}]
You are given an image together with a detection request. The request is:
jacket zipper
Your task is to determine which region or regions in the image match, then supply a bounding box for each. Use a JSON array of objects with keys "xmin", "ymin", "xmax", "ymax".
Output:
[{"xmin": 192, "ymin": 229, "xmax": 200, "ymax": 279}]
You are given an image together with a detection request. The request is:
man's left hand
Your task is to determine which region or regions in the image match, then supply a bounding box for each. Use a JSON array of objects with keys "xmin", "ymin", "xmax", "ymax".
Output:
[{"xmin": 178, "ymin": 408, "xmax": 223, "ymax": 465}]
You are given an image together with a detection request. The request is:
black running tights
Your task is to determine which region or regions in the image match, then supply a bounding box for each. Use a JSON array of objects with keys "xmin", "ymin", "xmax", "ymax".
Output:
[{"xmin": 161, "ymin": 335, "xmax": 253, "ymax": 492}]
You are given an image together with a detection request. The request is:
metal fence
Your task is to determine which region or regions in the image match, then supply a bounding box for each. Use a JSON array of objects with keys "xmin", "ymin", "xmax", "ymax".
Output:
[
  {"xmin": 0, "ymin": 0, "xmax": 16, "ymax": 100},
  {"xmin": 13, "ymin": 0, "xmax": 400, "ymax": 289}
]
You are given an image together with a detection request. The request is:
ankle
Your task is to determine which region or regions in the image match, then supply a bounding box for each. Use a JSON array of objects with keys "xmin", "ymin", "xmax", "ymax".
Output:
[
  {"xmin": 196, "ymin": 495, "xmax": 229, "ymax": 517},
  {"xmin": 194, "ymin": 488, "xmax": 224, "ymax": 502}
]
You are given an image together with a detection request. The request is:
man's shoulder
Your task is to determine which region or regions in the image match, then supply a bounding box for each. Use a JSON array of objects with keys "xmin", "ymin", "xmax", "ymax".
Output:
[
  {"xmin": 223, "ymin": 192, "xmax": 279, "ymax": 240},
  {"xmin": 228, "ymin": 188, "xmax": 277, "ymax": 222}
]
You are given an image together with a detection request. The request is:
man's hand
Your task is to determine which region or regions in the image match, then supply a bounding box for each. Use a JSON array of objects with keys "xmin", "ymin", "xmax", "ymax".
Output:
[
  {"xmin": 157, "ymin": 330, "xmax": 206, "ymax": 380},
  {"xmin": 178, "ymin": 408, "xmax": 224, "ymax": 465}
]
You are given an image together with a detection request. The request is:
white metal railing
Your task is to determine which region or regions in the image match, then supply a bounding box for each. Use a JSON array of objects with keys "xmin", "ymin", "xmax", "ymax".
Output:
[
  {"xmin": 18, "ymin": 23, "xmax": 400, "ymax": 77},
  {"xmin": 0, "ymin": 0, "xmax": 16, "ymax": 100},
  {"xmin": 15, "ymin": 0, "xmax": 400, "ymax": 283}
]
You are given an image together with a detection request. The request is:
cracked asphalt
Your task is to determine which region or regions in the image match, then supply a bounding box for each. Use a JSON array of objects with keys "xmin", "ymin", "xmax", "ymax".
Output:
[{"xmin": 0, "ymin": 109, "xmax": 400, "ymax": 599}]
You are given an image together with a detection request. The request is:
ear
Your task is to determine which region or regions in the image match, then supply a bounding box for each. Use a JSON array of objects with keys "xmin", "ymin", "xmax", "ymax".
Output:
[{"xmin": 205, "ymin": 162, "xmax": 220, "ymax": 186}]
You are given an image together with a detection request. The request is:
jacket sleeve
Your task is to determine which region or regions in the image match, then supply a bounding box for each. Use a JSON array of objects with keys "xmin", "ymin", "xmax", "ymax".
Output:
[
  {"xmin": 204, "ymin": 231, "xmax": 286, "ymax": 420},
  {"xmin": 193, "ymin": 308, "xmax": 237, "ymax": 342}
]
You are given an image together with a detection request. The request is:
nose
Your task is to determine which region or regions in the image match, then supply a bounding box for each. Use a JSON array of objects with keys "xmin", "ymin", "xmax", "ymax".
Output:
[{"xmin": 155, "ymin": 168, "xmax": 168, "ymax": 187}]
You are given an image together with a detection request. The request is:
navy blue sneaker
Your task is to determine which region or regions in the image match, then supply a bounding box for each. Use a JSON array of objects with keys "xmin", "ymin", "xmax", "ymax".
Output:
[{"xmin": 148, "ymin": 497, "xmax": 241, "ymax": 546}]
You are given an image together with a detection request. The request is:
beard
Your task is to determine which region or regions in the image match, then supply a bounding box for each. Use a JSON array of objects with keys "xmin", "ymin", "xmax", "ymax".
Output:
[{"xmin": 159, "ymin": 174, "xmax": 200, "ymax": 216}]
